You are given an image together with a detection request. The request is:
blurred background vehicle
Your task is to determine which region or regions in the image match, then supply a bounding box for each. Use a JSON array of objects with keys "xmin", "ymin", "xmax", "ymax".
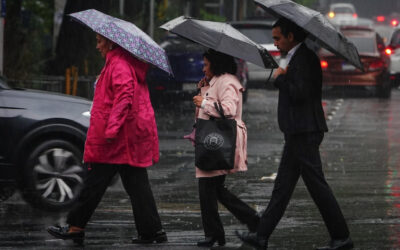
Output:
[
  {"xmin": 319, "ymin": 26, "xmax": 391, "ymax": 98},
  {"xmin": 0, "ymin": 77, "xmax": 91, "ymax": 211},
  {"xmin": 386, "ymin": 27, "xmax": 400, "ymax": 87},
  {"xmin": 229, "ymin": 20, "xmax": 282, "ymax": 89},
  {"xmin": 147, "ymin": 34, "xmax": 248, "ymax": 106},
  {"xmin": 326, "ymin": 3, "xmax": 358, "ymax": 26},
  {"xmin": 373, "ymin": 12, "xmax": 400, "ymax": 44}
]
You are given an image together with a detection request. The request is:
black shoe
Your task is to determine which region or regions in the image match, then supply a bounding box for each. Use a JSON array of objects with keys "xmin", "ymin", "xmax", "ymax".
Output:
[
  {"xmin": 316, "ymin": 237, "xmax": 354, "ymax": 250},
  {"xmin": 247, "ymin": 213, "xmax": 261, "ymax": 233},
  {"xmin": 47, "ymin": 225, "xmax": 84, "ymax": 245},
  {"xmin": 132, "ymin": 230, "xmax": 168, "ymax": 244},
  {"xmin": 197, "ymin": 236, "xmax": 226, "ymax": 247},
  {"xmin": 236, "ymin": 231, "xmax": 268, "ymax": 250}
]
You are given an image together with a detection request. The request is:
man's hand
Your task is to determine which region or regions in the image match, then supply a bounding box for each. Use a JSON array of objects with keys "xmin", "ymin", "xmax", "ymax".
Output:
[
  {"xmin": 273, "ymin": 67, "xmax": 287, "ymax": 79},
  {"xmin": 193, "ymin": 95, "xmax": 204, "ymax": 107}
]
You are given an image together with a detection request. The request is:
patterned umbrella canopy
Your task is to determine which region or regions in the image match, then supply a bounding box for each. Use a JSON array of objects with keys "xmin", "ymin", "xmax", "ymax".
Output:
[{"xmin": 69, "ymin": 9, "xmax": 173, "ymax": 75}]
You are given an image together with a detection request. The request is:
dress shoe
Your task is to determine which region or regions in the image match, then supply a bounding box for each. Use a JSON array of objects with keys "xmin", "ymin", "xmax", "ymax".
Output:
[
  {"xmin": 47, "ymin": 225, "xmax": 84, "ymax": 245},
  {"xmin": 132, "ymin": 230, "xmax": 168, "ymax": 244},
  {"xmin": 236, "ymin": 231, "xmax": 268, "ymax": 249},
  {"xmin": 247, "ymin": 213, "xmax": 261, "ymax": 233},
  {"xmin": 316, "ymin": 237, "xmax": 354, "ymax": 250},
  {"xmin": 197, "ymin": 236, "xmax": 226, "ymax": 247}
]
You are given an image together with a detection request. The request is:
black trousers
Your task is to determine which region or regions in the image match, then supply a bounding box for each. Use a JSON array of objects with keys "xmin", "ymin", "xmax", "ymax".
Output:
[
  {"xmin": 198, "ymin": 175, "xmax": 258, "ymax": 238},
  {"xmin": 67, "ymin": 163, "xmax": 162, "ymax": 237},
  {"xmin": 258, "ymin": 132, "xmax": 350, "ymax": 240}
]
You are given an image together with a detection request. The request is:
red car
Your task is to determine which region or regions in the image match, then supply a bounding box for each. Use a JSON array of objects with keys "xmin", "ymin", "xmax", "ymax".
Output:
[{"xmin": 319, "ymin": 26, "xmax": 392, "ymax": 98}]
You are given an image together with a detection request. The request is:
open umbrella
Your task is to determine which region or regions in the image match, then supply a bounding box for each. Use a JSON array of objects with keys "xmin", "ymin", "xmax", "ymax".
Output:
[
  {"xmin": 254, "ymin": 0, "xmax": 363, "ymax": 70},
  {"xmin": 160, "ymin": 16, "xmax": 278, "ymax": 69},
  {"xmin": 69, "ymin": 9, "xmax": 173, "ymax": 75}
]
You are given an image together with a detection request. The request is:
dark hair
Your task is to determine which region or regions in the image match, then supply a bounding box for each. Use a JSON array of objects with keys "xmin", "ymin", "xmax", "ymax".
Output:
[
  {"xmin": 272, "ymin": 18, "xmax": 308, "ymax": 42},
  {"xmin": 203, "ymin": 49, "xmax": 237, "ymax": 76}
]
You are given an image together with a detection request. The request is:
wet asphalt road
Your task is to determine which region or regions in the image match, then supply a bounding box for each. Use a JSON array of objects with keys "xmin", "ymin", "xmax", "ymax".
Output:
[{"xmin": 1, "ymin": 88, "xmax": 400, "ymax": 249}]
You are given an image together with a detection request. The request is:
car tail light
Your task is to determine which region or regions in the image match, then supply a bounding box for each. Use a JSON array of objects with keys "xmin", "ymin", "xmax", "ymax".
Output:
[
  {"xmin": 155, "ymin": 86, "xmax": 166, "ymax": 90},
  {"xmin": 269, "ymin": 50, "xmax": 281, "ymax": 57},
  {"xmin": 385, "ymin": 47, "xmax": 393, "ymax": 55},
  {"xmin": 328, "ymin": 12, "xmax": 335, "ymax": 18},
  {"xmin": 376, "ymin": 16, "xmax": 385, "ymax": 22},
  {"xmin": 353, "ymin": 13, "xmax": 358, "ymax": 18},
  {"xmin": 368, "ymin": 60, "xmax": 384, "ymax": 71},
  {"xmin": 320, "ymin": 60, "xmax": 328, "ymax": 69},
  {"xmin": 391, "ymin": 19, "xmax": 399, "ymax": 27}
]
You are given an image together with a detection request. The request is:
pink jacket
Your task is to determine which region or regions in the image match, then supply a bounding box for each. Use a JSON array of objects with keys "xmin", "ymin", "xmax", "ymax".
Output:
[
  {"xmin": 84, "ymin": 47, "xmax": 159, "ymax": 167},
  {"xmin": 195, "ymin": 73, "xmax": 247, "ymax": 178}
]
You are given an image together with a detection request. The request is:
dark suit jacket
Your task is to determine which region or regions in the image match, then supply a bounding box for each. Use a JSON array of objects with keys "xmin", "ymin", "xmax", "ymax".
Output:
[{"xmin": 274, "ymin": 44, "xmax": 328, "ymax": 135}]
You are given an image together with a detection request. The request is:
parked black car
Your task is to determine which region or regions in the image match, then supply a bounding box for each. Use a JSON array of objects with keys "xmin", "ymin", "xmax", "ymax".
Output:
[
  {"xmin": 147, "ymin": 35, "xmax": 248, "ymax": 106},
  {"xmin": 0, "ymin": 77, "xmax": 91, "ymax": 211}
]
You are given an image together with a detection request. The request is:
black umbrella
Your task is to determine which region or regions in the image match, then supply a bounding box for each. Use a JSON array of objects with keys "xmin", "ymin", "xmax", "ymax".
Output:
[
  {"xmin": 254, "ymin": 0, "xmax": 363, "ymax": 70},
  {"xmin": 160, "ymin": 16, "xmax": 278, "ymax": 69}
]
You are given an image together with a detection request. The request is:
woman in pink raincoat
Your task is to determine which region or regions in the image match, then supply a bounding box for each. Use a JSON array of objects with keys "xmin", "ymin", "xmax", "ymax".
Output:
[
  {"xmin": 192, "ymin": 49, "xmax": 260, "ymax": 248},
  {"xmin": 47, "ymin": 34, "xmax": 166, "ymax": 245}
]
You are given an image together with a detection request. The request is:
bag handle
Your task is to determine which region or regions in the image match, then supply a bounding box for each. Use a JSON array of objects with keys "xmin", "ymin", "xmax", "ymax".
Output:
[{"xmin": 213, "ymin": 102, "xmax": 226, "ymax": 119}]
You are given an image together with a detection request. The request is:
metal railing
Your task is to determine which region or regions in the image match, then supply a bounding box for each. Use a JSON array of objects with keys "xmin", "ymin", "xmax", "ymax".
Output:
[{"xmin": 7, "ymin": 75, "xmax": 96, "ymax": 100}]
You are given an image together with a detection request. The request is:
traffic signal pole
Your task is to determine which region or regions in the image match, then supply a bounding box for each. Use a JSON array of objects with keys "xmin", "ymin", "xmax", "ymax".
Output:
[{"xmin": 0, "ymin": 0, "xmax": 5, "ymax": 75}]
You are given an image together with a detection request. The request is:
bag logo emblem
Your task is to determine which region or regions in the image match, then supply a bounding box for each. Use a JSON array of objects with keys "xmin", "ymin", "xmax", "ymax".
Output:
[{"xmin": 204, "ymin": 133, "xmax": 224, "ymax": 150}]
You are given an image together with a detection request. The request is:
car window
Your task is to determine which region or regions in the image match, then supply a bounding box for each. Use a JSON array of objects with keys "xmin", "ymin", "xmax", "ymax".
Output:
[
  {"xmin": 333, "ymin": 7, "xmax": 354, "ymax": 14},
  {"xmin": 347, "ymin": 36, "xmax": 377, "ymax": 53},
  {"xmin": 390, "ymin": 30, "xmax": 400, "ymax": 46},
  {"xmin": 234, "ymin": 27, "xmax": 273, "ymax": 44}
]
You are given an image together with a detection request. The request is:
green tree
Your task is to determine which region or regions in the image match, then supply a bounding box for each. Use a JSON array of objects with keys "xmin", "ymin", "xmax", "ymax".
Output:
[
  {"xmin": 49, "ymin": 0, "xmax": 115, "ymax": 76},
  {"xmin": 4, "ymin": 0, "xmax": 54, "ymax": 78},
  {"xmin": 294, "ymin": 0, "xmax": 318, "ymax": 8}
]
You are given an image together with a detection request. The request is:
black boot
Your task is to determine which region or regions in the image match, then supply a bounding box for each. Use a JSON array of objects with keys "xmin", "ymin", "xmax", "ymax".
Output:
[
  {"xmin": 197, "ymin": 236, "xmax": 226, "ymax": 247},
  {"xmin": 47, "ymin": 225, "xmax": 84, "ymax": 245},
  {"xmin": 247, "ymin": 213, "xmax": 261, "ymax": 233},
  {"xmin": 316, "ymin": 237, "xmax": 354, "ymax": 250},
  {"xmin": 236, "ymin": 231, "xmax": 268, "ymax": 249},
  {"xmin": 132, "ymin": 230, "xmax": 168, "ymax": 244}
]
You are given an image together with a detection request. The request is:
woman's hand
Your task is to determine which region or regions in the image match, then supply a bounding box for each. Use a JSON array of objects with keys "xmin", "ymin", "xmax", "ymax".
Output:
[
  {"xmin": 193, "ymin": 95, "xmax": 204, "ymax": 107},
  {"xmin": 197, "ymin": 77, "xmax": 209, "ymax": 89}
]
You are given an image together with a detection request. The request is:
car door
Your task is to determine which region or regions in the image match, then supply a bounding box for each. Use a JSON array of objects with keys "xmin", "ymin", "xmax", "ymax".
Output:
[
  {"xmin": 0, "ymin": 81, "xmax": 9, "ymax": 167},
  {"xmin": 0, "ymin": 80, "xmax": 25, "ymax": 170},
  {"xmin": 389, "ymin": 29, "xmax": 400, "ymax": 79}
]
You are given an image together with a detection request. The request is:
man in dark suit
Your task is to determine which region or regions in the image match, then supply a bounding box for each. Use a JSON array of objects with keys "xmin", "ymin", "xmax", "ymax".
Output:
[{"xmin": 237, "ymin": 18, "xmax": 353, "ymax": 250}]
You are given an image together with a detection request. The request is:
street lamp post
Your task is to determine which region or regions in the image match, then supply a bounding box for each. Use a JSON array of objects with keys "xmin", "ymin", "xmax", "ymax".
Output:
[
  {"xmin": 0, "ymin": 0, "xmax": 5, "ymax": 75},
  {"xmin": 149, "ymin": 0, "xmax": 154, "ymax": 38}
]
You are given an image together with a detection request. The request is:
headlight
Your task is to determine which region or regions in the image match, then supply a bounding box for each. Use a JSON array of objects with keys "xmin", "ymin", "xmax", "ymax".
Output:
[{"xmin": 82, "ymin": 111, "xmax": 90, "ymax": 118}]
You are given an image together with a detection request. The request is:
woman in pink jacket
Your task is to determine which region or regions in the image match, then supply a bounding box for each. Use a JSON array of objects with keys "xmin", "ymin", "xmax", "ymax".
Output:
[
  {"xmin": 193, "ymin": 49, "xmax": 260, "ymax": 248},
  {"xmin": 47, "ymin": 34, "xmax": 166, "ymax": 245}
]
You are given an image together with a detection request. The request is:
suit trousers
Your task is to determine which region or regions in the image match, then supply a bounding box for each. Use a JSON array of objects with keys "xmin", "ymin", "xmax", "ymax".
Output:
[
  {"xmin": 198, "ymin": 175, "xmax": 258, "ymax": 237},
  {"xmin": 67, "ymin": 163, "xmax": 162, "ymax": 237},
  {"xmin": 258, "ymin": 132, "xmax": 349, "ymax": 240}
]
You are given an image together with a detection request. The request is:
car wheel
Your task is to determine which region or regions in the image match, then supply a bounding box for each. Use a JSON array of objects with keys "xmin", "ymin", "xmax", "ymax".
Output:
[
  {"xmin": 377, "ymin": 82, "xmax": 391, "ymax": 98},
  {"xmin": 20, "ymin": 140, "xmax": 87, "ymax": 211}
]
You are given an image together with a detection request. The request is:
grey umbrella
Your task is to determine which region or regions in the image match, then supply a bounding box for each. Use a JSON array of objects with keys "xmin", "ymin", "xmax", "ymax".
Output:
[
  {"xmin": 160, "ymin": 16, "xmax": 278, "ymax": 69},
  {"xmin": 255, "ymin": 0, "xmax": 363, "ymax": 70}
]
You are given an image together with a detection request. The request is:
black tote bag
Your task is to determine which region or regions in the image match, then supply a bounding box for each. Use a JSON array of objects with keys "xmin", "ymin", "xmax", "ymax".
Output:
[{"xmin": 195, "ymin": 102, "xmax": 237, "ymax": 171}]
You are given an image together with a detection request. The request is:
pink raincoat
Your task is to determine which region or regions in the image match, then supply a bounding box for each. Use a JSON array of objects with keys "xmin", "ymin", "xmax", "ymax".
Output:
[
  {"xmin": 195, "ymin": 73, "xmax": 248, "ymax": 178},
  {"xmin": 84, "ymin": 47, "xmax": 159, "ymax": 167}
]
